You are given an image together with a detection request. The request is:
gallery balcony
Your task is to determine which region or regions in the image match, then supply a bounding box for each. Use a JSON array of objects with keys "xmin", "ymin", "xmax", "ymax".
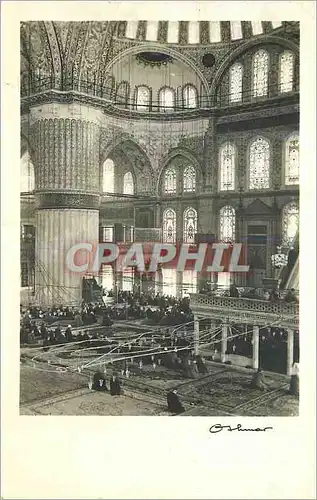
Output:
[{"xmin": 190, "ymin": 293, "xmax": 299, "ymax": 329}]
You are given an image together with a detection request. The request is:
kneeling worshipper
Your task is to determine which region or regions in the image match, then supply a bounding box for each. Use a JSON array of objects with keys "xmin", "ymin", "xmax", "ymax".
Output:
[
  {"xmin": 92, "ymin": 371, "xmax": 107, "ymax": 391},
  {"xmin": 289, "ymin": 362, "xmax": 299, "ymax": 397},
  {"xmin": 166, "ymin": 389, "xmax": 185, "ymax": 415},
  {"xmin": 250, "ymin": 368, "xmax": 269, "ymax": 390},
  {"xmin": 110, "ymin": 374, "xmax": 121, "ymax": 396}
]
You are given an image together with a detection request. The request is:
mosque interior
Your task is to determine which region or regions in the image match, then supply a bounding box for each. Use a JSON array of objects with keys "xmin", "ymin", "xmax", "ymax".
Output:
[{"xmin": 20, "ymin": 20, "xmax": 299, "ymax": 416}]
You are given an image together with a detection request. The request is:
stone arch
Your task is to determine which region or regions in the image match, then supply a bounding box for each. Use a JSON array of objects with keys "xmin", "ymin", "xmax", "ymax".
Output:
[
  {"xmin": 103, "ymin": 43, "xmax": 210, "ymax": 102},
  {"xmin": 156, "ymin": 147, "xmax": 202, "ymax": 196},
  {"xmin": 210, "ymin": 35, "xmax": 299, "ymax": 100},
  {"xmin": 101, "ymin": 136, "xmax": 154, "ymax": 195}
]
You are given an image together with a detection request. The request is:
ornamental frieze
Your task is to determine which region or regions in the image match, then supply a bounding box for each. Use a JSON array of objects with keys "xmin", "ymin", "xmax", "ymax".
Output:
[{"xmin": 36, "ymin": 192, "xmax": 100, "ymax": 210}]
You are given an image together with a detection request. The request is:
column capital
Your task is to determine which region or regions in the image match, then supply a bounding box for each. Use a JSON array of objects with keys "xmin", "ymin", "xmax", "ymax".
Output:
[{"xmin": 29, "ymin": 103, "xmax": 104, "ymax": 126}]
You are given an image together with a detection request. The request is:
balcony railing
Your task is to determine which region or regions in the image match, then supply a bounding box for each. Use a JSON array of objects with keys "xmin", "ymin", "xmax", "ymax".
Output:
[
  {"xmin": 190, "ymin": 293, "xmax": 299, "ymax": 328},
  {"xmin": 21, "ymin": 73, "xmax": 299, "ymax": 112}
]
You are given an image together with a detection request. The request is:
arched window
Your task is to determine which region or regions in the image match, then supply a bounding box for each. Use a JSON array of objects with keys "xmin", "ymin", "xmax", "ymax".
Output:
[
  {"xmin": 183, "ymin": 165, "xmax": 196, "ymax": 192},
  {"xmin": 219, "ymin": 206, "xmax": 235, "ymax": 242},
  {"xmin": 164, "ymin": 167, "xmax": 177, "ymax": 194},
  {"xmin": 163, "ymin": 208, "xmax": 176, "ymax": 243},
  {"xmin": 285, "ymin": 134, "xmax": 299, "ymax": 185},
  {"xmin": 282, "ymin": 202, "xmax": 299, "ymax": 247},
  {"xmin": 123, "ymin": 171, "xmax": 134, "ymax": 194},
  {"xmin": 279, "ymin": 51, "xmax": 294, "ymax": 93},
  {"xmin": 159, "ymin": 87, "xmax": 175, "ymax": 112},
  {"xmin": 249, "ymin": 137, "xmax": 270, "ymax": 189},
  {"xmin": 252, "ymin": 50, "xmax": 269, "ymax": 97},
  {"xmin": 102, "ymin": 75, "xmax": 115, "ymax": 99},
  {"xmin": 183, "ymin": 85, "xmax": 197, "ymax": 108},
  {"xmin": 116, "ymin": 81, "xmax": 129, "ymax": 105},
  {"xmin": 183, "ymin": 207, "xmax": 197, "ymax": 243},
  {"xmin": 136, "ymin": 86, "xmax": 150, "ymax": 111},
  {"xmin": 103, "ymin": 159, "xmax": 114, "ymax": 193},
  {"xmin": 219, "ymin": 143, "xmax": 235, "ymax": 191},
  {"xmin": 229, "ymin": 63, "xmax": 243, "ymax": 103},
  {"xmin": 20, "ymin": 151, "xmax": 35, "ymax": 192}
]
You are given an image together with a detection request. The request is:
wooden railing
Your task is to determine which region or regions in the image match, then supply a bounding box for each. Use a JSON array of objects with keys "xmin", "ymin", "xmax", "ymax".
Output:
[{"xmin": 190, "ymin": 293, "xmax": 299, "ymax": 329}]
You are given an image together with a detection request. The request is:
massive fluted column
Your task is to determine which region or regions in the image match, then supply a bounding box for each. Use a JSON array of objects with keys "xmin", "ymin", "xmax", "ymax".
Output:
[{"xmin": 30, "ymin": 103, "xmax": 103, "ymax": 306}]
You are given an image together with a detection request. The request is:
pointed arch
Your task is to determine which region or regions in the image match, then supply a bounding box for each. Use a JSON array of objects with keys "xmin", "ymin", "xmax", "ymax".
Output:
[
  {"xmin": 102, "ymin": 158, "xmax": 115, "ymax": 193},
  {"xmin": 157, "ymin": 148, "xmax": 201, "ymax": 196},
  {"xmin": 183, "ymin": 84, "xmax": 198, "ymax": 108},
  {"xmin": 219, "ymin": 142, "xmax": 236, "ymax": 191},
  {"xmin": 163, "ymin": 208, "xmax": 177, "ymax": 243},
  {"xmin": 252, "ymin": 49, "xmax": 269, "ymax": 97},
  {"xmin": 279, "ymin": 51, "xmax": 294, "ymax": 93},
  {"xmin": 210, "ymin": 36, "xmax": 299, "ymax": 101},
  {"xmin": 284, "ymin": 133, "xmax": 299, "ymax": 185},
  {"xmin": 116, "ymin": 80, "xmax": 130, "ymax": 105},
  {"xmin": 164, "ymin": 167, "xmax": 177, "ymax": 194},
  {"xmin": 183, "ymin": 165, "xmax": 196, "ymax": 193},
  {"xmin": 249, "ymin": 136, "xmax": 270, "ymax": 189},
  {"xmin": 183, "ymin": 207, "xmax": 198, "ymax": 243},
  {"xmin": 135, "ymin": 85, "xmax": 151, "ymax": 111},
  {"xmin": 229, "ymin": 62, "xmax": 243, "ymax": 103},
  {"xmin": 219, "ymin": 205, "xmax": 235, "ymax": 242},
  {"xmin": 159, "ymin": 86, "xmax": 176, "ymax": 112}
]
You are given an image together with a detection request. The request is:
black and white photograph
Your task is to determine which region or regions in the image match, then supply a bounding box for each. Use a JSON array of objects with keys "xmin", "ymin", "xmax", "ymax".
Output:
[{"xmin": 19, "ymin": 19, "xmax": 301, "ymax": 417}]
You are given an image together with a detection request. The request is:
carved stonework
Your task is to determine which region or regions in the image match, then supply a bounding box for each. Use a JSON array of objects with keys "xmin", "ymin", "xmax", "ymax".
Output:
[
  {"xmin": 31, "ymin": 115, "xmax": 101, "ymax": 192},
  {"xmin": 36, "ymin": 192, "xmax": 100, "ymax": 210}
]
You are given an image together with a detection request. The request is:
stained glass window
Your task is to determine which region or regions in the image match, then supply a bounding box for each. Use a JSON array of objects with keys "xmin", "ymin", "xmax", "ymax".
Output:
[
  {"xmin": 123, "ymin": 171, "xmax": 134, "ymax": 194},
  {"xmin": 219, "ymin": 206, "xmax": 235, "ymax": 242},
  {"xmin": 159, "ymin": 87, "xmax": 175, "ymax": 112},
  {"xmin": 136, "ymin": 86, "xmax": 150, "ymax": 111},
  {"xmin": 282, "ymin": 202, "xmax": 299, "ymax": 247},
  {"xmin": 163, "ymin": 208, "xmax": 177, "ymax": 243},
  {"xmin": 253, "ymin": 50, "xmax": 269, "ymax": 97},
  {"xmin": 183, "ymin": 207, "xmax": 197, "ymax": 243},
  {"xmin": 164, "ymin": 167, "xmax": 177, "ymax": 194},
  {"xmin": 116, "ymin": 81, "xmax": 129, "ymax": 105},
  {"xmin": 103, "ymin": 158, "xmax": 114, "ymax": 193},
  {"xmin": 183, "ymin": 165, "xmax": 196, "ymax": 192},
  {"xmin": 229, "ymin": 63, "xmax": 243, "ymax": 103},
  {"xmin": 20, "ymin": 151, "xmax": 35, "ymax": 192},
  {"xmin": 183, "ymin": 85, "xmax": 197, "ymax": 108},
  {"xmin": 249, "ymin": 137, "xmax": 270, "ymax": 189},
  {"xmin": 279, "ymin": 51, "xmax": 294, "ymax": 93},
  {"xmin": 219, "ymin": 143, "xmax": 235, "ymax": 191},
  {"xmin": 285, "ymin": 134, "xmax": 299, "ymax": 185}
]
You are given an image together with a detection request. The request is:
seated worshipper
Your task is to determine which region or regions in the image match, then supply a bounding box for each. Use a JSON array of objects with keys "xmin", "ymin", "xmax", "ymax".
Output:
[
  {"xmin": 250, "ymin": 368, "xmax": 269, "ymax": 391},
  {"xmin": 166, "ymin": 389, "xmax": 185, "ymax": 415},
  {"xmin": 289, "ymin": 362, "xmax": 299, "ymax": 397},
  {"xmin": 109, "ymin": 374, "xmax": 121, "ymax": 396},
  {"xmin": 92, "ymin": 371, "xmax": 107, "ymax": 391}
]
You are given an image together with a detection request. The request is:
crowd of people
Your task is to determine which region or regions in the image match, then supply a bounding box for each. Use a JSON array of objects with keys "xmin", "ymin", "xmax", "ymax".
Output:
[{"xmin": 199, "ymin": 284, "xmax": 298, "ymax": 303}]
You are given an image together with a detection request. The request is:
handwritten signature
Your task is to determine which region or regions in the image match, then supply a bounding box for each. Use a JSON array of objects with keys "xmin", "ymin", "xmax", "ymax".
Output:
[{"xmin": 209, "ymin": 423, "xmax": 273, "ymax": 434}]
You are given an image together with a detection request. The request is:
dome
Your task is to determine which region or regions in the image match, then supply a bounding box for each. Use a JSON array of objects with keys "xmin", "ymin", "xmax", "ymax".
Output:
[{"xmin": 120, "ymin": 21, "xmax": 284, "ymax": 45}]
